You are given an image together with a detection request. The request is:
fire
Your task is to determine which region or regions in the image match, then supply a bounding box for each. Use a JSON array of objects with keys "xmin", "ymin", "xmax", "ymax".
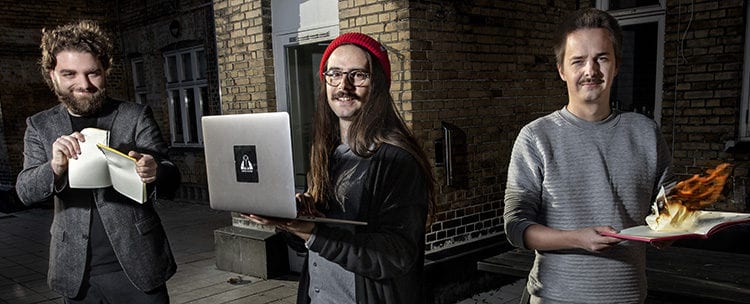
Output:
[
  {"xmin": 645, "ymin": 163, "xmax": 732, "ymax": 231},
  {"xmin": 668, "ymin": 163, "xmax": 732, "ymax": 210}
]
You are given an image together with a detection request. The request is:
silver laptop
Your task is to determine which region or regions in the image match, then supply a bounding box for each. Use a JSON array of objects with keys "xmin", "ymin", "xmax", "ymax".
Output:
[{"xmin": 201, "ymin": 112, "xmax": 366, "ymax": 225}]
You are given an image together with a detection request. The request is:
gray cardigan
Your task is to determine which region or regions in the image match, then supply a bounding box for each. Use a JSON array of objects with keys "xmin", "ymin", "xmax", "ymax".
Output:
[{"xmin": 16, "ymin": 99, "xmax": 179, "ymax": 297}]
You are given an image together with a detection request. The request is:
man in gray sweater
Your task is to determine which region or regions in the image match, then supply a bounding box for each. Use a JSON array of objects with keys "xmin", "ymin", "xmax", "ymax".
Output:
[{"xmin": 503, "ymin": 8, "xmax": 672, "ymax": 304}]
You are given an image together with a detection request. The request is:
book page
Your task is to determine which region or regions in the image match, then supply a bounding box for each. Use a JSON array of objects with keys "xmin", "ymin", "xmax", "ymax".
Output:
[
  {"xmin": 96, "ymin": 144, "xmax": 146, "ymax": 203},
  {"xmin": 605, "ymin": 211, "xmax": 750, "ymax": 242},
  {"xmin": 693, "ymin": 211, "xmax": 750, "ymax": 234},
  {"xmin": 69, "ymin": 128, "xmax": 111, "ymax": 188}
]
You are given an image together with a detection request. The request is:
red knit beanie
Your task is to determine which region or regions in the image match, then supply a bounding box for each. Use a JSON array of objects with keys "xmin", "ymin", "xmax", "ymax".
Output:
[{"xmin": 319, "ymin": 32, "xmax": 391, "ymax": 87}]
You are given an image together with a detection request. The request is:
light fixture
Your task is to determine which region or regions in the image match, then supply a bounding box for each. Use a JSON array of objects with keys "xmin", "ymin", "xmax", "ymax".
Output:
[{"xmin": 169, "ymin": 20, "xmax": 181, "ymax": 38}]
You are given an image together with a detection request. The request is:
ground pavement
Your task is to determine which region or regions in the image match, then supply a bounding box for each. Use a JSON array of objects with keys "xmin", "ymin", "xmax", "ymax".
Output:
[
  {"xmin": 0, "ymin": 200, "xmax": 297, "ymax": 304},
  {"xmin": 1, "ymin": 200, "xmax": 687, "ymax": 304}
]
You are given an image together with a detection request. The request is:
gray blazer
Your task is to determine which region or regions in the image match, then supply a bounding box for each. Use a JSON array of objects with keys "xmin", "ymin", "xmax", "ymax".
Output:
[{"xmin": 16, "ymin": 99, "xmax": 179, "ymax": 298}]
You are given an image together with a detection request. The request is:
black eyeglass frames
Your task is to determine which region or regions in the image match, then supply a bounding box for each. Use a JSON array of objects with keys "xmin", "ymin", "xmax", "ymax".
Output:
[{"xmin": 322, "ymin": 69, "xmax": 370, "ymax": 87}]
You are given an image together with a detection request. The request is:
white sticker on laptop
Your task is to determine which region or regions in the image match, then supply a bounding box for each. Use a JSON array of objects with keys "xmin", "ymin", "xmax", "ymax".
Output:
[{"xmin": 234, "ymin": 145, "xmax": 259, "ymax": 183}]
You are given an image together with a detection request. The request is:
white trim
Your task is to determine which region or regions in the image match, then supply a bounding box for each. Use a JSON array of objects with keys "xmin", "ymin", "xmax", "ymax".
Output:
[
  {"xmin": 740, "ymin": 3, "xmax": 750, "ymax": 140},
  {"xmin": 167, "ymin": 89, "xmax": 178, "ymax": 143},
  {"xmin": 618, "ymin": 15, "xmax": 666, "ymax": 125},
  {"xmin": 272, "ymin": 26, "xmax": 338, "ymax": 113},
  {"xmin": 164, "ymin": 46, "xmax": 207, "ymax": 147},
  {"xmin": 271, "ymin": 0, "xmax": 339, "ymax": 113},
  {"xmin": 130, "ymin": 58, "xmax": 147, "ymax": 104},
  {"xmin": 598, "ymin": 0, "xmax": 665, "ymax": 13},
  {"xmin": 599, "ymin": 1, "xmax": 666, "ymax": 125}
]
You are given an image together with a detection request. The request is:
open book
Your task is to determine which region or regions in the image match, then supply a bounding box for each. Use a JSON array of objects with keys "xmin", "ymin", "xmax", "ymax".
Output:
[
  {"xmin": 602, "ymin": 211, "xmax": 750, "ymax": 243},
  {"xmin": 67, "ymin": 128, "xmax": 146, "ymax": 203}
]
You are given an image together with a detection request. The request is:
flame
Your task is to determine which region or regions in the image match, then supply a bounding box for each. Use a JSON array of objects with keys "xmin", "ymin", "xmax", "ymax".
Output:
[
  {"xmin": 646, "ymin": 163, "xmax": 732, "ymax": 231},
  {"xmin": 668, "ymin": 163, "xmax": 732, "ymax": 210}
]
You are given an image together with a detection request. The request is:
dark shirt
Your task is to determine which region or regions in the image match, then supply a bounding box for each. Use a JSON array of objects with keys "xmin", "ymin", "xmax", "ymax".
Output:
[
  {"xmin": 307, "ymin": 144, "xmax": 368, "ymax": 303},
  {"xmin": 69, "ymin": 114, "xmax": 122, "ymax": 276},
  {"xmin": 326, "ymin": 144, "xmax": 367, "ymax": 221}
]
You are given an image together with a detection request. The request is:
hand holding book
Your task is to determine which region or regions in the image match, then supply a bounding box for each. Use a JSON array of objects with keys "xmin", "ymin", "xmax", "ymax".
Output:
[
  {"xmin": 127, "ymin": 151, "xmax": 158, "ymax": 184},
  {"xmin": 67, "ymin": 128, "xmax": 147, "ymax": 203},
  {"xmin": 602, "ymin": 212, "xmax": 750, "ymax": 243},
  {"xmin": 95, "ymin": 144, "xmax": 147, "ymax": 203}
]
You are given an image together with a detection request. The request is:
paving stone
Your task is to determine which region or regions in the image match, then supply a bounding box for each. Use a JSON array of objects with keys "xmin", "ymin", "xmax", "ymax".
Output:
[{"xmin": 8, "ymin": 200, "xmax": 679, "ymax": 304}]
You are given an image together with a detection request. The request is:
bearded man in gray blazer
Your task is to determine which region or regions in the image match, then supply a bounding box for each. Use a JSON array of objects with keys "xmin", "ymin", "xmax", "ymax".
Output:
[{"xmin": 15, "ymin": 20, "xmax": 180, "ymax": 303}]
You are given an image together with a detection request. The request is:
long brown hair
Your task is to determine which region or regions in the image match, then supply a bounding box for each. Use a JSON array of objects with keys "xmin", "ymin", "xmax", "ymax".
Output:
[{"xmin": 308, "ymin": 44, "xmax": 436, "ymax": 224}]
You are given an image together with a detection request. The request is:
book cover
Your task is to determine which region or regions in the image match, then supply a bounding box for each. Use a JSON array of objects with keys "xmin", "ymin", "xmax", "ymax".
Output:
[
  {"xmin": 602, "ymin": 211, "xmax": 750, "ymax": 243},
  {"xmin": 96, "ymin": 144, "xmax": 146, "ymax": 204}
]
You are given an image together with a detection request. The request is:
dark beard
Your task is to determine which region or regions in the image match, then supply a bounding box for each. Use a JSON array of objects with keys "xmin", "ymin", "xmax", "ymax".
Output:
[{"xmin": 55, "ymin": 88, "xmax": 107, "ymax": 117}]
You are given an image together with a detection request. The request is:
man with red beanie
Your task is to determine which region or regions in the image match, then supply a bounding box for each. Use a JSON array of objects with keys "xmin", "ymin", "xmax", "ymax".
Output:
[{"xmin": 247, "ymin": 32, "xmax": 435, "ymax": 303}]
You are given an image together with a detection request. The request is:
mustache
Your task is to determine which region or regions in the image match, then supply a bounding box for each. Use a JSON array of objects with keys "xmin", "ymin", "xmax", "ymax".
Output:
[
  {"xmin": 334, "ymin": 91, "xmax": 361, "ymax": 100},
  {"xmin": 75, "ymin": 87, "xmax": 99, "ymax": 93},
  {"xmin": 579, "ymin": 78, "xmax": 604, "ymax": 85}
]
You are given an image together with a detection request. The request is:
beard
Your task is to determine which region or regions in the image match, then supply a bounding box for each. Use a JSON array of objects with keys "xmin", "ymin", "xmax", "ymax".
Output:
[{"xmin": 53, "ymin": 84, "xmax": 108, "ymax": 117}]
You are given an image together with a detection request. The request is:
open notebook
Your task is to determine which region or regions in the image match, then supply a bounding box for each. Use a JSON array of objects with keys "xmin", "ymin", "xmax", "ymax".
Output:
[{"xmin": 201, "ymin": 112, "xmax": 366, "ymax": 225}]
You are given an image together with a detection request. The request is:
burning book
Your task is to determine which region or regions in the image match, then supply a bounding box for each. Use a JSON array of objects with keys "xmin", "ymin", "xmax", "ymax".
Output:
[
  {"xmin": 645, "ymin": 163, "xmax": 732, "ymax": 232},
  {"xmin": 602, "ymin": 163, "xmax": 750, "ymax": 242}
]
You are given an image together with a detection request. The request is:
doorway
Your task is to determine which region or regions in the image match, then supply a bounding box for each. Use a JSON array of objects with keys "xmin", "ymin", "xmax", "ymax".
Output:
[{"xmin": 285, "ymin": 42, "xmax": 329, "ymax": 187}]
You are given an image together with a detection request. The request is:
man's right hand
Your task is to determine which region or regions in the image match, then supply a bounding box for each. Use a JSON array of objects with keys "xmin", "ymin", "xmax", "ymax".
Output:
[
  {"xmin": 524, "ymin": 224, "xmax": 623, "ymax": 253},
  {"xmin": 573, "ymin": 226, "xmax": 623, "ymax": 253},
  {"xmin": 51, "ymin": 132, "xmax": 85, "ymax": 179}
]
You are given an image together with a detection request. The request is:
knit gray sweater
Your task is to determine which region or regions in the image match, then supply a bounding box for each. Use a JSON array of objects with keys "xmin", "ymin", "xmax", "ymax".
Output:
[{"xmin": 504, "ymin": 107, "xmax": 671, "ymax": 303}]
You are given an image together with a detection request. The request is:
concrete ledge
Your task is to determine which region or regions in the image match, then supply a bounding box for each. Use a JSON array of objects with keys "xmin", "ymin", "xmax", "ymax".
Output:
[{"xmin": 214, "ymin": 226, "xmax": 289, "ymax": 279}]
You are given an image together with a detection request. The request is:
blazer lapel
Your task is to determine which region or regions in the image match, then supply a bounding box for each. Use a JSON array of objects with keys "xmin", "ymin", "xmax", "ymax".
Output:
[{"xmin": 51, "ymin": 104, "xmax": 73, "ymax": 136}]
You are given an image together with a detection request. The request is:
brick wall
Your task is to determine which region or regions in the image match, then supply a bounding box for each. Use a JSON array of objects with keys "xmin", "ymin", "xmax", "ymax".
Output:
[
  {"xmin": 0, "ymin": 0, "xmax": 219, "ymax": 203},
  {"xmin": 114, "ymin": 0, "xmax": 218, "ymax": 202},
  {"xmin": 3, "ymin": 0, "xmax": 747, "ymax": 246},
  {"xmin": 662, "ymin": 0, "xmax": 748, "ymax": 211},
  {"xmin": 0, "ymin": 107, "xmax": 10, "ymax": 188},
  {"xmin": 0, "ymin": 0, "xmax": 109, "ymax": 184},
  {"xmin": 337, "ymin": 0, "xmax": 576, "ymax": 252},
  {"xmin": 213, "ymin": 0, "xmax": 276, "ymax": 114},
  {"xmin": 416, "ymin": 0, "xmax": 575, "ymax": 252},
  {"xmin": 207, "ymin": 0, "xmax": 574, "ymax": 251}
]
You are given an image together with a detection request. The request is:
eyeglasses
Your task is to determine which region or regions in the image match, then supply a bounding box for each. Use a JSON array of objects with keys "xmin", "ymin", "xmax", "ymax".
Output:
[{"xmin": 322, "ymin": 69, "xmax": 370, "ymax": 87}]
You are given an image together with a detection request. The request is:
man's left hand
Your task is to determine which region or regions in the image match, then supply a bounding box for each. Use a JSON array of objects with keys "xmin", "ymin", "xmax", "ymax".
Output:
[{"xmin": 129, "ymin": 151, "xmax": 158, "ymax": 184}]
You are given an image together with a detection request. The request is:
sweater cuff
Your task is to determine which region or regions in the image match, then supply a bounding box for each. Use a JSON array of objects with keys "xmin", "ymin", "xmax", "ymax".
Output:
[{"xmin": 304, "ymin": 226, "xmax": 318, "ymax": 249}]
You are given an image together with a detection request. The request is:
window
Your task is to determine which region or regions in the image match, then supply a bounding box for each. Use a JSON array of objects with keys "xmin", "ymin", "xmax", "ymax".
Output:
[
  {"xmin": 607, "ymin": 0, "xmax": 661, "ymax": 11},
  {"xmin": 599, "ymin": 0, "xmax": 665, "ymax": 123},
  {"xmin": 131, "ymin": 58, "xmax": 147, "ymax": 104},
  {"xmin": 164, "ymin": 47, "xmax": 208, "ymax": 146}
]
